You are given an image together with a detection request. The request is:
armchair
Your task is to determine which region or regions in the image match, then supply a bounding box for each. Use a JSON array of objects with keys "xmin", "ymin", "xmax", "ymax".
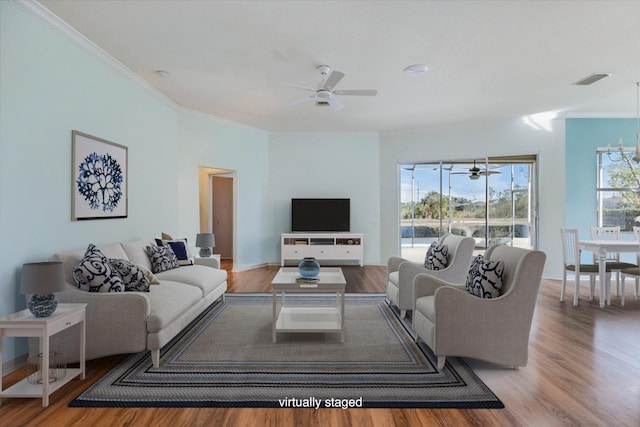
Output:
[
  {"xmin": 387, "ymin": 233, "xmax": 475, "ymax": 318},
  {"xmin": 412, "ymin": 244, "xmax": 546, "ymax": 370}
]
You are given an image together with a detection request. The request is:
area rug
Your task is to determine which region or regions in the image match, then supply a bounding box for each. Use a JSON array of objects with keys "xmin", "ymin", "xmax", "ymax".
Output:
[{"xmin": 70, "ymin": 293, "xmax": 503, "ymax": 408}]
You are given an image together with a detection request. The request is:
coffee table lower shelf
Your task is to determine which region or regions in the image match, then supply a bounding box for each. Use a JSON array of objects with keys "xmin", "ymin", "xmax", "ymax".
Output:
[{"xmin": 273, "ymin": 307, "xmax": 343, "ymax": 342}]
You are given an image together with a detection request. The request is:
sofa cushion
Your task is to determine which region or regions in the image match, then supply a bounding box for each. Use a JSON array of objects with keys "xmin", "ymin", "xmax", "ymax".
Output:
[
  {"xmin": 137, "ymin": 264, "xmax": 160, "ymax": 284},
  {"xmin": 145, "ymin": 281, "xmax": 203, "ymax": 332},
  {"xmin": 109, "ymin": 258, "xmax": 150, "ymax": 292},
  {"xmin": 155, "ymin": 265, "xmax": 227, "ymax": 298},
  {"xmin": 73, "ymin": 244, "xmax": 125, "ymax": 293},
  {"xmin": 425, "ymin": 241, "xmax": 448, "ymax": 270},
  {"xmin": 120, "ymin": 239, "xmax": 156, "ymax": 271},
  {"xmin": 465, "ymin": 254, "xmax": 504, "ymax": 298},
  {"xmin": 146, "ymin": 245, "xmax": 180, "ymax": 273},
  {"xmin": 53, "ymin": 242, "xmax": 129, "ymax": 285}
]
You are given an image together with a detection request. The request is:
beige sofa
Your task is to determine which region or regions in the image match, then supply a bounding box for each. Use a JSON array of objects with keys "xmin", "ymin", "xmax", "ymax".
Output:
[{"xmin": 46, "ymin": 239, "xmax": 227, "ymax": 368}]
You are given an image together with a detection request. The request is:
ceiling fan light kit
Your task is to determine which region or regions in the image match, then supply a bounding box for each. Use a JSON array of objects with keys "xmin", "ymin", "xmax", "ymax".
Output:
[{"xmin": 283, "ymin": 65, "xmax": 378, "ymax": 110}]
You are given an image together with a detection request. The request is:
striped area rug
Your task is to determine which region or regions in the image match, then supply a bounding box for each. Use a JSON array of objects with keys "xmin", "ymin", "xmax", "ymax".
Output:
[{"xmin": 70, "ymin": 293, "xmax": 503, "ymax": 408}]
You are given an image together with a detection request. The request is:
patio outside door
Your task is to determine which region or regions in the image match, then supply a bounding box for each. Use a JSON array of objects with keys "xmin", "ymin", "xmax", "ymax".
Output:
[{"xmin": 399, "ymin": 156, "xmax": 537, "ymax": 262}]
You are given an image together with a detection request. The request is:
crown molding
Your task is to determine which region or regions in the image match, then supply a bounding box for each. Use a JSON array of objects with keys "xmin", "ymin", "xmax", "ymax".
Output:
[{"xmin": 12, "ymin": 0, "xmax": 177, "ymax": 109}]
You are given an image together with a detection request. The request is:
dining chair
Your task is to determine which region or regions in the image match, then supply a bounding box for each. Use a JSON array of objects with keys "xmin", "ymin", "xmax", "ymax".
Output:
[
  {"xmin": 589, "ymin": 226, "xmax": 637, "ymax": 302},
  {"xmin": 560, "ymin": 228, "xmax": 609, "ymax": 305},
  {"xmin": 619, "ymin": 226, "xmax": 640, "ymax": 306}
]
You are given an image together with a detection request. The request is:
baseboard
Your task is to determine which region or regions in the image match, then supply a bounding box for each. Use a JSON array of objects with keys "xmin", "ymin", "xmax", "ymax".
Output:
[
  {"xmin": 231, "ymin": 262, "xmax": 270, "ymax": 272},
  {"xmin": 2, "ymin": 353, "xmax": 28, "ymax": 376}
]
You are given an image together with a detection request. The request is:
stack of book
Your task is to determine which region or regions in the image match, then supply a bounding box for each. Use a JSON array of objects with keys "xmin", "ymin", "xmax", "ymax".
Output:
[{"xmin": 295, "ymin": 277, "xmax": 319, "ymax": 284}]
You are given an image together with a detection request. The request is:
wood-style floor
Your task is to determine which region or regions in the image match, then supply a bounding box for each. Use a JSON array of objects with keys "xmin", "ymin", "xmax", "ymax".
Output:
[{"xmin": 1, "ymin": 261, "xmax": 639, "ymax": 427}]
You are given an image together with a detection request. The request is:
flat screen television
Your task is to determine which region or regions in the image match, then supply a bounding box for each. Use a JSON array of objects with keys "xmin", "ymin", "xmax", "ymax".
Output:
[{"xmin": 291, "ymin": 198, "xmax": 350, "ymax": 232}]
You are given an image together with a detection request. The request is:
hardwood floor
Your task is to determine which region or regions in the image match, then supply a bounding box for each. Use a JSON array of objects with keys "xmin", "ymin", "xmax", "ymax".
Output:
[{"xmin": 1, "ymin": 262, "xmax": 639, "ymax": 426}]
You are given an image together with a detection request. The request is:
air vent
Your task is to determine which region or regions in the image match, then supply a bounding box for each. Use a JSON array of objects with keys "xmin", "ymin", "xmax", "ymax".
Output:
[{"xmin": 573, "ymin": 73, "xmax": 612, "ymax": 85}]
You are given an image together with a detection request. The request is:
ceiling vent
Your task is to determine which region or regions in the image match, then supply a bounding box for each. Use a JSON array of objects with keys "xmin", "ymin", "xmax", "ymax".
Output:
[{"xmin": 573, "ymin": 73, "xmax": 612, "ymax": 86}]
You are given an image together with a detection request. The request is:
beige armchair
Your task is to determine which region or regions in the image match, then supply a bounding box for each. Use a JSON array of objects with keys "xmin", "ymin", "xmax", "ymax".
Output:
[
  {"xmin": 387, "ymin": 233, "xmax": 475, "ymax": 318},
  {"xmin": 412, "ymin": 244, "xmax": 546, "ymax": 370}
]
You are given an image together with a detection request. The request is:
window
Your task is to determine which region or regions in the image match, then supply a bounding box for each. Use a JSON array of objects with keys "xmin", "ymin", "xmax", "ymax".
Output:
[
  {"xmin": 597, "ymin": 147, "xmax": 640, "ymax": 231},
  {"xmin": 399, "ymin": 156, "xmax": 537, "ymax": 262}
]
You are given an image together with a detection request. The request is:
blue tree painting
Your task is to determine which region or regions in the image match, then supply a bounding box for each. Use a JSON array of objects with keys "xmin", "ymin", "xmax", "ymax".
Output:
[{"xmin": 76, "ymin": 152, "xmax": 123, "ymax": 212}]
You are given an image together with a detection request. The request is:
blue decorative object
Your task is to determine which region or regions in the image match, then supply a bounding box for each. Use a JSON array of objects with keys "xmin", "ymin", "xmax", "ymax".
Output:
[
  {"xmin": 76, "ymin": 152, "xmax": 123, "ymax": 213},
  {"xmin": 298, "ymin": 257, "xmax": 320, "ymax": 278},
  {"xmin": 28, "ymin": 293, "xmax": 58, "ymax": 318}
]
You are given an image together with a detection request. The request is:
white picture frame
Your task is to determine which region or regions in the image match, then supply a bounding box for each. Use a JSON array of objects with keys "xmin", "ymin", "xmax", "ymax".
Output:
[{"xmin": 72, "ymin": 130, "xmax": 128, "ymax": 220}]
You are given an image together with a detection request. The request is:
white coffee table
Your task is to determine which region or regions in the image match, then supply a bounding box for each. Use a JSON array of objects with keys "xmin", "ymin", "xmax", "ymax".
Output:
[{"xmin": 271, "ymin": 267, "xmax": 346, "ymax": 343}]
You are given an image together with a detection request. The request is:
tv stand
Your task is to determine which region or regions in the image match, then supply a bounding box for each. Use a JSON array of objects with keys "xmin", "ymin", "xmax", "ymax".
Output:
[{"xmin": 281, "ymin": 233, "xmax": 364, "ymax": 267}]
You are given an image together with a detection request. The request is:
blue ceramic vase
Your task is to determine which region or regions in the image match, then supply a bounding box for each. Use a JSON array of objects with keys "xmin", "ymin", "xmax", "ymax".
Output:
[{"xmin": 298, "ymin": 257, "xmax": 320, "ymax": 278}]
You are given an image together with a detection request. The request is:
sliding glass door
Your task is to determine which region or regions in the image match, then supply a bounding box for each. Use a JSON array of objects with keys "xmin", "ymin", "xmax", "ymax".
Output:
[{"xmin": 399, "ymin": 156, "xmax": 537, "ymax": 262}]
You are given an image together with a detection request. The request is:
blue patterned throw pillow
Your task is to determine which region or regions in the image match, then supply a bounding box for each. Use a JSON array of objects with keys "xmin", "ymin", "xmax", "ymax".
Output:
[
  {"xmin": 73, "ymin": 244, "xmax": 125, "ymax": 293},
  {"xmin": 146, "ymin": 245, "xmax": 180, "ymax": 274},
  {"xmin": 109, "ymin": 258, "xmax": 150, "ymax": 292},
  {"xmin": 424, "ymin": 241, "xmax": 449, "ymax": 270},
  {"xmin": 465, "ymin": 255, "xmax": 504, "ymax": 298}
]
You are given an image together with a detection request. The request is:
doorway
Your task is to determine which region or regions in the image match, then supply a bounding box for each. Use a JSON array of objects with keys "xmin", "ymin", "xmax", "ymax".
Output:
[{"xmin": 198, "ymin": 167, "xmax": 235, "ymax": 263}]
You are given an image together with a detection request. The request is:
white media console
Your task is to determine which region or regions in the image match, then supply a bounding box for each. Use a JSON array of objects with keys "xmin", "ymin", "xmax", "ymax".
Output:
[{"xmin": 281, "ymin": 233, "xmax": 364, "ymax": 267}]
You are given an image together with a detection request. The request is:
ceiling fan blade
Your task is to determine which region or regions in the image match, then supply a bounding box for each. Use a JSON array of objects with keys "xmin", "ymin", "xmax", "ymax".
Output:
[
  {"xmin": 322, "ymin": 71, "xmax": 345, "ymax": 90},
  {"xmin": 333, "ymin": 89, "xmax": 378, "ymax": 96},
  {"xmin": 326, "ymin": 95, "xmax": 344, "ymax": 110},
  {"xmin": 288, "ymin": 94, "xmax": 316, "ymax": 106},
  {"xmin": 281, "ymin": 82, "xmax": 316, "ymax": 92}
]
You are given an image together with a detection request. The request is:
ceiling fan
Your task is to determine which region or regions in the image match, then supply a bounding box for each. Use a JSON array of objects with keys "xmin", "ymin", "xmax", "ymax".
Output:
[
  {"xmin": 282, "ymin": 65, "xmax": 377, "ymax": 110},
  {"xmin": 452, "ymin": 160, "xmax": 502, "ymax": 180}
]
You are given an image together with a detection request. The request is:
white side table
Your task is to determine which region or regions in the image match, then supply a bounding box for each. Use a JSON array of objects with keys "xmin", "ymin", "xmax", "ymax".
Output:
[
  {"xmin": 195, "ymin": 254, "xmax": 222, "ymax": 269},
  {"xmin": 0, "ymin": 303, "xmax": 86, "ymax": 407}
]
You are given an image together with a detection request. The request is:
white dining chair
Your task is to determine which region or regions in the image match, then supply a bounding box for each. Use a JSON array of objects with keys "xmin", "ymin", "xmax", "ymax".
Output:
[
  {"xmin": 619, "ymin": 226, "xmax": 640, "ymax": 306},
  {"xmin": 561, "ymin": 228, "xmax": 609, "ymax": 305},
  {"xmin": 589, "ymin": 226, "xmax": 637, "ymax": 303}
]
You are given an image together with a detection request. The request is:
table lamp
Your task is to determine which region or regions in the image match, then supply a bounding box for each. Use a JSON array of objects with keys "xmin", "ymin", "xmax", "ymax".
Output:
[
  {"xmin": 196, "ymin": 233, "xmax": 215, "ymax": 257},
  {"xmin": 20, "ymin": 261, "xmax": 65, "ymax": 317}
]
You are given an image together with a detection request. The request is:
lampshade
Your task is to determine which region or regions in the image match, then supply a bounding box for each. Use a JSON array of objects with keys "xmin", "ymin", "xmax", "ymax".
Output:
[
  {"xmin": 20, "ymin": 262, "xmax": 65, "ymax": 295},
  {"xmin": 21, "ymin": 262, "xmax": 65, "ymax": 317},
  {"xmin": 196, "ymin": 233, "xmax": 215, "ymax": 248}
]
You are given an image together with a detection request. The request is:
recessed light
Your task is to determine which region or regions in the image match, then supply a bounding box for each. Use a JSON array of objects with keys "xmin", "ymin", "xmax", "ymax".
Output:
[
  {"xmin": 155, "ymin": 70, "xmax": 169, "ymax": 78},
  {"xmin": 404, "ymin": 64, "xmax": 429, "ymax": 75}
]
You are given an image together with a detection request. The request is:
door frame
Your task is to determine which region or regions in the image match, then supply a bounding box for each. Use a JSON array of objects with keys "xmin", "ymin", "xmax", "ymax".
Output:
[{"xmin": 199, "ymin": 166, "xmax": 236, "ymax": 269}]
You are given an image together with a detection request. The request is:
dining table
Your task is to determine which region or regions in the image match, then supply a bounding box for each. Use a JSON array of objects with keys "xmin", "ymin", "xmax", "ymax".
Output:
[{"xmin": 578, "ymin": 239, "xmax": 640, "ymax": 307}]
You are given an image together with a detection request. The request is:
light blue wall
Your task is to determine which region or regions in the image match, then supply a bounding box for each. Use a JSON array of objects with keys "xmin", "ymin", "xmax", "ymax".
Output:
[
  {"xmin": 565, "ymin": 118, "xmax": 638, "ymax": 237},
  {"xmin": 177, "ymin": 110, "xmax": 270, "ymax": 270},
  {"xmin": 0, "ymin": 2, "xmax": 179, "ymax": 362},
  {"xmin": 267, "ymin": 133, "xmax": 381, "ymax": 265}
]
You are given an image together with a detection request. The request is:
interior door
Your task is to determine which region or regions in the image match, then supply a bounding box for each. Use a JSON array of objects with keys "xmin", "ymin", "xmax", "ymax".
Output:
[{"xmin": 212, "ymin": 176, "xmax": 233, "ymax": 258}]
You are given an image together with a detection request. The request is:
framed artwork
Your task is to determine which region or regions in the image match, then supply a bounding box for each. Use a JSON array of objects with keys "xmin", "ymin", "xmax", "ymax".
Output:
[{"xmin": 72, "ymin": 130, "xmax": 128, "ymax": 220}]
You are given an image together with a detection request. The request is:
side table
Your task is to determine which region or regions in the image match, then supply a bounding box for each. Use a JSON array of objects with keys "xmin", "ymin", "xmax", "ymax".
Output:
[{"xmin": 0, "ymin": 303, "xmax": 86, "ymax": 407}]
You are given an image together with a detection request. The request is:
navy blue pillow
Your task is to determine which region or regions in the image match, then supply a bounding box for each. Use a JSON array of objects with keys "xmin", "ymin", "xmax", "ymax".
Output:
[{"xmin": 165, "ymin": 240, "xmax": 192, "ymax": 266}]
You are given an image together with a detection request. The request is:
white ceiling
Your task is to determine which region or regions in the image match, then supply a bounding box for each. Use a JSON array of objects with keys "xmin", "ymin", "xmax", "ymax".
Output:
[{"xmin": 38, "ymin": 0, "xmax": 640, "ymax": 133}]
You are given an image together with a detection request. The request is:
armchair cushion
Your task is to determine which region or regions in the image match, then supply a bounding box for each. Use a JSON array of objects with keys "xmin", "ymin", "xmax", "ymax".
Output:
[
  {"xmin": 465, "ymin": 254, "xmax": 504, "ymax": 298},
  {"xmin": 425, "ymin": 241, "xmax": 448, "ymax": 270}
]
